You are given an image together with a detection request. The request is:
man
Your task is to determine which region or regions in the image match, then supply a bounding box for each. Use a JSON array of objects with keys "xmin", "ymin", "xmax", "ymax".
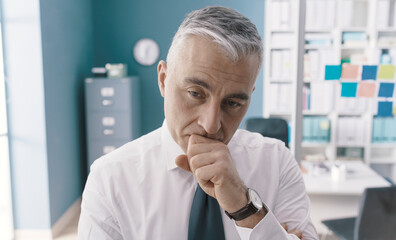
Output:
[{"xmin": 78, "ymin": 6, "xmax": 318, "ymax": 240}]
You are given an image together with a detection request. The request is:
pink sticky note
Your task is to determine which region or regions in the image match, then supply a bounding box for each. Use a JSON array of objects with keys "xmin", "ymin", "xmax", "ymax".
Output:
[
  {"xmin": 357, "ymin": 82, "xmax": 376, "ymax": 97},
  {"xmin": 341, "ymin": 64, "xmax": 360, "ymax": 80}
]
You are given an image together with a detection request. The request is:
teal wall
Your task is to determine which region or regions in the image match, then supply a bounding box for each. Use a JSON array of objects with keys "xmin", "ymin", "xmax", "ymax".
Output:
[
  {"xmin": 92, "ymin": 0, "xmax": 264, "ymax": 134},
  {"xmin": 3, "ymin": 0, "xmax": 93, "ymax": 229},
  {"xmin": 40, "ymin": 0, "xmax": 93, "ymax": 226}
]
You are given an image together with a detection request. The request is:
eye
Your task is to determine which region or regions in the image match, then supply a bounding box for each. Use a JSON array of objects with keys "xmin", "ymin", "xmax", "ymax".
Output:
[
  {"xmin": 188, "ymin": 90, "xmax": 202, "ymax": 98},
  {"xmin": 224, "ymin": 99, "xmax": 242, "ymax": 108}
]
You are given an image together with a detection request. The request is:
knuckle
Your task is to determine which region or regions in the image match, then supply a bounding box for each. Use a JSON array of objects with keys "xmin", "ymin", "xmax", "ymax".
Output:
[
  {"xmin": 213, "ymin": 142, "xmax": 226, "ymax": 151},
  {"xmin": 189, "ymin": 156, "xmax": 198, "ymax": 171},
  {"xmin": 216, "ymin": 160, "xmax": 228, "ymax": 171},
  {"xmin": 195, "ymin": 168, "xmax": 202, "ymax": 178}
]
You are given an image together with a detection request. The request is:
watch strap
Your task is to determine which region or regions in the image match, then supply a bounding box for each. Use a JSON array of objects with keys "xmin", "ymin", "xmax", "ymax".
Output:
[{"xmin": 225, "ymin": 201, "xmax": 259, "ymax": 221}]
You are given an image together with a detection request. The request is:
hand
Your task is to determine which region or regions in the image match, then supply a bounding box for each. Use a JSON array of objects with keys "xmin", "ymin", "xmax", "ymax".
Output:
[
  {"xmin": 175, "ymin": 134, "xmax": 248, "ymax": 213},
  {"xmin": 281, "ymin": 223, "xmax": 305, "ymax": 240}
]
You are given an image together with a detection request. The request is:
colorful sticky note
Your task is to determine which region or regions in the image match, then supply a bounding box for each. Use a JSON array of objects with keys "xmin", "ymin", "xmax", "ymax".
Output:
[
  {"xmin": 325, "ymin": 65, "xmax": 342, "ymax": 80},
  {"xmin": 394, "ymin": 106, "xmax": 396, "ymax": 115},
  {"xmin": 341, "ymin": 82, "xmax": 358, "ymax": 97},
  {"xmin": 378, "ymin": 83, "xmax": 395, "ymax": 98},
  {"xmin": 377, "ymin": 101, "xmax": 393, "ymax": 116},
  {"xmin": 378, "ymin": 65, "xmax": 396, "ymax": 79},
  {"xmin": 357, "ymin": 82, "xmax": 376, "ymax": 97},
  {"xmin": 361, "ymin": 65, "xmax": 378, "ymax": 80},
  {"xmin": 341, "ymin": 64, "xmax": 359, "ymax": 80}
]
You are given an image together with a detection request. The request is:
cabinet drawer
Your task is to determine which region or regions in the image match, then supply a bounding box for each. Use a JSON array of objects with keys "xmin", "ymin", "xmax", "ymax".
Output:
[
  {"xmin": 87, "ymin": 112, "xmax": 132, "ymax": 140},
  {"xmin": 85, "ymin": 78, "xmax": 132, "ymax": 111},
  {"xmin": 87, "ymin": 140, "xmax": 130, "ymax": 168}
]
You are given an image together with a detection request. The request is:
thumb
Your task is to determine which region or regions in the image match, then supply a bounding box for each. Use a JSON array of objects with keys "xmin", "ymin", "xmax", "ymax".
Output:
[{"xmin": 175, "ymin": 154, "xmax": 191, "ymax": 172}]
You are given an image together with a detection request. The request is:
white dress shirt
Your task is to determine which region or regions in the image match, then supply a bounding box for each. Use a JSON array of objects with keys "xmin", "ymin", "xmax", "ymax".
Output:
[{"xmin": 78, "ymin": 121, "xmax": 318, "ymax": 240}]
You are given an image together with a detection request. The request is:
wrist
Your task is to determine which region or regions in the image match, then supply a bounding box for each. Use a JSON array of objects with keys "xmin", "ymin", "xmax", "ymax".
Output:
[
  {"xmin": 235, "ymin": 207, "xmax": 267, "ymax": 228},
  {"xmin": 224, "ymin": 186, "xmax": 249, "ymax": 213},
  {"xmin": 225, "ymin": 188, "xmax": 265, "ymax": 224}
]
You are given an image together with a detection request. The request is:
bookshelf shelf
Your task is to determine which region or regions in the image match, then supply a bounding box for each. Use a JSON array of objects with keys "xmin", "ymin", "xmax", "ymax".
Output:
[
  {"xmin": 377, "ymin": 45, "xmax": 396, "ymax": 49},
  {"xmin": 270, "ymin": 80, "xmax": 293, "ymax": 83},
  {"xmin": 302, "ymin": 142, "xmax": 331, "ymax": 148},
  {"xmin": 305, "ymin": 45, "xmax": 334, "ymax": 50},
  {"xmin": 370, "ymin": 159, "xmax": 396, "ymax": 165},
  {"xmin": 269, "ymin": 111, "xmax": 293, "ymax": 116},
  {"xmin": 338, "ymin": 112, "xmax": 365, "ymax": 116},
  {"xmin": 377, "ymin": 28, "xmax": 396, "ymax": 33},
  {"xmin": 341, "ymin": 27, "xmax": 368, "ymax": 32},
  {"xmin": 337, "ymin": 144, "xmax": 365, "ymax": 148},
  {"xmin": 371, "ymin": 143, "xmax": 396, "ymax": 148},
  {"xmin": 306, "ymin": 29, "xmax": 333, "ymax": 33},
  {"xmin": 271, "ymin": 29, "xmax": 295, "ymax": 33},
  {"xmin": 270, "ymin": 46, "xmax": 293, "ymax": 50},
  {"xmin": 303, "ymin": 111, "xmax": 330, "ymax": 116},
  {"xmin": 341, "ymin": 45, "xmax": 368, "ymax": 50}
]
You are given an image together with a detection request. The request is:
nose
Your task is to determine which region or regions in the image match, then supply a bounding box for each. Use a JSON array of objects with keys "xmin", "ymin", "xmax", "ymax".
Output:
[{"xmin": 197, "ymin": 100, "xmax": 221, "ymax": 135}]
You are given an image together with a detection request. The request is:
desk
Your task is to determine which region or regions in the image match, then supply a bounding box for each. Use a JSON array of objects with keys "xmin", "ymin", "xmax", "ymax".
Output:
[{"xmin": 301, "ymin": 160, "xmax": 390, "ymax": 233}]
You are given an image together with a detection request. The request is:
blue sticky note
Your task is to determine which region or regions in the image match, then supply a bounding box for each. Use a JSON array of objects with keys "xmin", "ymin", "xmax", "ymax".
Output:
[
  {"xmin": 377, "ymin": 101, "xmax": 393, "ymax": 116},
  {"xmin": 361, "ymin": 65, "xmax": 378, "ymax": 80},
  {"xmin": 325, "ymin": 65, "xmax": 342, "ymax": 80},
  {"xmin": 341, "ymin": 82, "xmax": 358, "ymax": 97},
  {"xmin": 378, "ymin": 83, "xmax": 395, "ymax": 97}
]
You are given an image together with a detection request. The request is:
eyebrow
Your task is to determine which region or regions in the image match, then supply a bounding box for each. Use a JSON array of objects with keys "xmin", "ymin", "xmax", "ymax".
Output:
[
  {"xmin": 185, "ymin": 77, "xmax": 211, "ymax": 91},
  {"xmin": 226, "ymin": 93, "xmax": 249, "ymax": 100},
  {"xmin": 184, "ymin": 77, "xmax": 250, "ymax": 101}
]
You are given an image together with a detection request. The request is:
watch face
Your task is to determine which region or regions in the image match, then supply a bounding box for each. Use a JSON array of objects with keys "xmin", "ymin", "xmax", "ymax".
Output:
[{"xmin": 249, "ymin": 189, "xmax": 263, "ymax": 209}]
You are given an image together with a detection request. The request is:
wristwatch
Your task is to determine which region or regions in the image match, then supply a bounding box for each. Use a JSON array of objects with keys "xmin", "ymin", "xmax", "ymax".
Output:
[{"xmin": 225, "ymin": 188, "xmax": 263, "ymax": 221}]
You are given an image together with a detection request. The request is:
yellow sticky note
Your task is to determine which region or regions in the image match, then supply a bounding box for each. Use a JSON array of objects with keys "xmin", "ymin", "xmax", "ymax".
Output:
[
  {"xmin": 393, "ymin": 106, "xmax": 396, "ymax": 115},
  {"xmin": 378, "ymin": 65, "xmax": 396, "ymax": 79}
]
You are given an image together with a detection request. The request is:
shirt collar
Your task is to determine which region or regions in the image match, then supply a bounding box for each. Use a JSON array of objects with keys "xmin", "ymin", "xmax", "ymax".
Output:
[{"xmin": 161, "ymin": 119, "xmax": 185, "ymax": 171}]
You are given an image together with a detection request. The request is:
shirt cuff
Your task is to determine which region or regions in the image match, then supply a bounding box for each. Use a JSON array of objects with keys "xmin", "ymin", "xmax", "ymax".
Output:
[
  {"xmin": 235, "ymin": 225, "xmax": 252, "ymax": 240},
  {"xmin": 235, "ymin": 204, "xmax": 292, "ymax": 240}
]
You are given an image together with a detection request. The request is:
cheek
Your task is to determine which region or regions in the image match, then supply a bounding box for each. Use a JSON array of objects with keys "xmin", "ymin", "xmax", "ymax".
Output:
[
  {"xmin": 165, "ymin": 90, "xmax": 195, "ymax": 124},
  {"xmin": 222, "ymin": 107, "xmax": 249, "ymax": 140}
]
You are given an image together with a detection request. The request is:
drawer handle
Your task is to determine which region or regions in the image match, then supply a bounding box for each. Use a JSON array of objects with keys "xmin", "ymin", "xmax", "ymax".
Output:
[
  {"xmin": 103, "ymin": 146, "xmax": 116, "ymax": 154},
  {"xmin": 101, "ymin": 87, "xmax": 115, "ymax": 97},
  {"xmin": 103, "ymin": 129, "xmax": 114, "ymax": 135},
  {"xmin": 102, "ymin": 117, "xmax": 115, "ymax": 126},
  {"xmin": 102, "ymin": 99, "xmax": 113, "ymax": 106}
]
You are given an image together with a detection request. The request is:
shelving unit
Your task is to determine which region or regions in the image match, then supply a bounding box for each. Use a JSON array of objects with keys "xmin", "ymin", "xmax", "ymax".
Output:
[
  {"xmin": 264, "ymin": 0, "xmax": 305, "ymax": 161},
  {"xmin": 264, "ymin": 0, "xmax": 396, "ymax": 182}
]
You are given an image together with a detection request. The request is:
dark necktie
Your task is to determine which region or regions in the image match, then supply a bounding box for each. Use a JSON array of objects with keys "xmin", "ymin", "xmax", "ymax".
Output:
[{"xmin": 188, "ymin": 184, "xmax": 226, "ymax": 240}]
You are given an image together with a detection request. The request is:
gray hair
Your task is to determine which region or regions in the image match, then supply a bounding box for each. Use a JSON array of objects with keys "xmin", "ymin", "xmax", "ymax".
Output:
[{"xmin": 167, "ymin": 6, "xmax": 263, "ymax": 71}]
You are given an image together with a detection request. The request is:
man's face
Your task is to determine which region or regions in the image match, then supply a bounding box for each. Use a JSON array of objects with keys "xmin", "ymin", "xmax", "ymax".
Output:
[{"xmin": 157, "ymin": 36, "xmax": 259, "ymax": 152}]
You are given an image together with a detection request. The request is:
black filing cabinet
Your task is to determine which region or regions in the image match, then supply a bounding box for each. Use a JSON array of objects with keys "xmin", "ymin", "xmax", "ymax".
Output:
[{"xmin": 84, "ymin": 77, "xmax": 140, "ymax": 171}]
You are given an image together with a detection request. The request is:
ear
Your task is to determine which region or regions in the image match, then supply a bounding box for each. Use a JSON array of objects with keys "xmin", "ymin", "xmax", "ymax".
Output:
[
  {"xmin": 252, "ymin": 85, "xmax": 256, "ymax": 93},
  {"xmin": 157, "ymin": 60, "xmax": 167, "ymax": 97}
]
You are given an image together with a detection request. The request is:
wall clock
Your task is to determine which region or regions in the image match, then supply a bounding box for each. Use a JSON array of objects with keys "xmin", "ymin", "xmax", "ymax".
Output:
[{"xmin": 133, "ymin": 38, "xmax": 160, "ymax": 66}]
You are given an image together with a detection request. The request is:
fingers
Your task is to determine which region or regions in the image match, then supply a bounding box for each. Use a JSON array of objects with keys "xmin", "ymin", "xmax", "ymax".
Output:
[
  {"xmin": 187, "ymin": 135, "xmax": 225, "ymax": 160},
  {"xmin": 189, "ymin": 151, "xmax": 221, "ymax": 173},
  {"xmin": 281, "ymin": 223, "xmax": 288, "ymax": 231},
  {"xmin": 175, "ymin": 134, "xmax": 220, "ymax": 173},
  {"xmin": 187, "ymin": 143, "xmax": 214, "ymax": 159},
  {"xmin": 176, "ymin": 134, "xmax": 230, "ymax": 185},
  {"xmin": 188, "ymin": 134, "xmax": 219, "ymax": 146},
  {"xmin": 288, "ymin": 229, "xmax": 303, "ymax": 239},
  {"xmin": 175, "ymin": 155, "xmax": 191, "ymax": 172},
  {"xmin": 281, "ymin": 223, "xmax": 303, "ymax": 240},
  {"xmin": 195, "ymin": 164, "xmax": 216, "ymax": 186}
]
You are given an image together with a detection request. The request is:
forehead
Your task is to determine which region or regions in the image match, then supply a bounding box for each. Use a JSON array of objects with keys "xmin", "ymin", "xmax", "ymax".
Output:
[{"xmin": 170, "ymin": 36, "xmax": 259, "ymax": 90}]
